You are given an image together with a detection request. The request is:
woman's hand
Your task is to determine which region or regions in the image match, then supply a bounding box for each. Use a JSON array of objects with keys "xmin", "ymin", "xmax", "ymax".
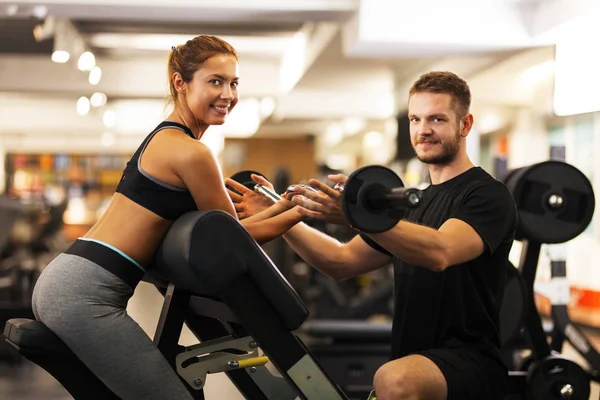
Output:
[
  {"xmin": 225, "ymin": 174, "xmax": 294, "ymax": 219},
  {"xmin": 225, "ymin": 176, "xmax": 272, "ymax": 219},
  {"xmin": 251, "ymin": 174, "xmax": 295, "ymax": 211}
]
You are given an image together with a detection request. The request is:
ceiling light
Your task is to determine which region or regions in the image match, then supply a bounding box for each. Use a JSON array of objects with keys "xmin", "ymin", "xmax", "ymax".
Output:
[
  {"xmin": 63, "ymin": 197, "xmax": 86, "ymax": 225},
  {"xmin": 51, "ymin": 50, "xmax": 70, "ymax": 63},
  {"xmin": 519, "ymin": 59, "xmax": 555, "ymax": 88},
  {"xmin": 103, "ymin": 110, "xmax": 117, "ymax": 128},
  {"xmin": 259, "ymin": 97, "xmax": 275, "ymax": 118},
  {"xmin": 6, "ymin": 4, "xmax": 18, "ymax": 16},
  {"xmin": 89, "ymin": 66, "xmax": 102, "ymax": 85},
  {"xmin": 78, "ymin": 51, "xmax": 95, "ymax": 71},
  {"xmin": 363, "ymin": 131, "xmax": 384, "ymax": 148},
  {"xmin": 201, "ymin": 127, "xmax": 225, "ymax": 155},
  {"xmin": 324, "ymin": 123, "xmax": 344, "ymax": 146},
  {"xmin": 342, "ymin": 117, "xmax": 366, "ymax": 136},
  {"xmin": 90, "ymin": 92, "xmax": 107, "ymax": 107},
  {"xmin": 221, "ymin": 99, "xmax": 261, "ymax": 138},
  {"xmin": 76, "ymin": 97, "xmax": 90, "ymax": 116},
  {"xmin": 326, "ymin": 154, "xmax": 353, "ymax": 171},
  {"xmin": 384, "ymin": 118, "xmax": 398, "ymax": 137},
  {"xmin": 31, "ymin": 5, "xmax": 47, "ymax": 19},
  {"xmin": 32, "ymin": 15, "xmax": 55, "ymax": 42},
  {"xmin": 477, "ymin": 110, "xmax": 505, "ymax": 133}
]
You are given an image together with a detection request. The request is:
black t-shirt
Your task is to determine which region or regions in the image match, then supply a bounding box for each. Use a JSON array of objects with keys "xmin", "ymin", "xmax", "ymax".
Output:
[{"xmin": 361, "ymin": 167, "xmax": 517, "ymax": 362}]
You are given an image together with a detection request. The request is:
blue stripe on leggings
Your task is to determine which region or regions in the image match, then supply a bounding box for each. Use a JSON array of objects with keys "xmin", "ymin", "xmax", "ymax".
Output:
[{"xmin": 78, "ymin": 237, "xmax": 146, "ymax": 273}]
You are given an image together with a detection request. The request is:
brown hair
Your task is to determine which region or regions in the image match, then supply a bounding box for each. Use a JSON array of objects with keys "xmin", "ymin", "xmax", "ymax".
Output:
[
  {"xmin": 409, "ymin": 71, "xmax": 471, "ymax": 119},
  {"xmin": 168, "ymin": 35, "xmax": 238, "ymax": 103}
]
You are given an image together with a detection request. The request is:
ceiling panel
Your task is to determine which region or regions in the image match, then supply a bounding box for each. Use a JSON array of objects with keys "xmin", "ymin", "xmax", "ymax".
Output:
[{"xmin": 74, "ymin": 19, "xmax": 304, "ymax": 36}]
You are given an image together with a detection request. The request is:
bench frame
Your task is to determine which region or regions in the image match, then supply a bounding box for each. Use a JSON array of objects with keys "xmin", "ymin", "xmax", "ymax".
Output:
[{"xmin": 151, "ymin": 275, "xmax": 349, "ymax": 400}]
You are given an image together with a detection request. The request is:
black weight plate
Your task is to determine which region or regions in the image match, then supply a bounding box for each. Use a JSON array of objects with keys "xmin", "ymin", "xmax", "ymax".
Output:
[
  {"xmin": 527, "ymin": 355, "xmax": 590, "ymax": 400},
  {"xmin": 341, "ymin": 165, "xmax": 404, "ymax": 233},
  {"xmin": 500, "ymin": 261, "xmax": 528, "ymax": 347},
  {"xmin": 228, "ymin": 170, "xmax": 267, "ymax": 194},
  {"xmin": 505, "ymin": 161, "xmax": 595, "ymax": 244}
]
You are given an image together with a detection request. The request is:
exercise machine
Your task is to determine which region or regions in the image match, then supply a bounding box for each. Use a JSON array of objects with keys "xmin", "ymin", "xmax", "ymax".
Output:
[
  {"xmin": 4, "ymin": 210, "xmax": 358, "ymax": 399},
  {"xmin": 502, "ymin": 160, "xmax": 598, "ymax": 400}
]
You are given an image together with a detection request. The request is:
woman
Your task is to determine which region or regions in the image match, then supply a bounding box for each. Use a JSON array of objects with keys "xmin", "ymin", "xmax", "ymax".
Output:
[{"xmin": 32, "ymin": 35, "xmax": 300, "ymax": 400}]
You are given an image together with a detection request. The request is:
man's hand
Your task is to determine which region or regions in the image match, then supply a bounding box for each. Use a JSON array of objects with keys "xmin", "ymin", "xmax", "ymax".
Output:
[{"xmin": 291, "ymin": 174, "xmax": 349, "ymax": 225}]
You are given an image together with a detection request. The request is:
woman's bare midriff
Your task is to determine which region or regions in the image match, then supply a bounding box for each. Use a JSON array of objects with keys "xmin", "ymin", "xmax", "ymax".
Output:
[{"xmin": 83, "ymin": 193, "xmax": 174, "ymax": 266}]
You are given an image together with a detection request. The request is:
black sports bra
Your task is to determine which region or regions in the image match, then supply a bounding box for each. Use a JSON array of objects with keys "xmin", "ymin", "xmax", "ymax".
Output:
[{"xmin": 115, "ymin": 121, "xmax": 198, "ymax": 220}]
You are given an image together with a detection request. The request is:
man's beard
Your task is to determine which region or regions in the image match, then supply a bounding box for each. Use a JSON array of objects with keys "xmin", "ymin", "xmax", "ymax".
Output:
[{"xmin": 415, "ymin": 130, "xmax": 461, "ymax": 165}]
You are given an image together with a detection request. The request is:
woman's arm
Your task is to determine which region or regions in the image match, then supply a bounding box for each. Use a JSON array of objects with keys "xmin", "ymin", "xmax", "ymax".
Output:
[
  {"xmin": 243, "ymin": 206, "xmax": 305, "ymax": 244},
  {"xmin": 225, "ymin": 174, "xmax": 295, "ymax": 224},
  {"xmin": 174, "ymin": 144, "xmax": 302, "ymax": 244}
]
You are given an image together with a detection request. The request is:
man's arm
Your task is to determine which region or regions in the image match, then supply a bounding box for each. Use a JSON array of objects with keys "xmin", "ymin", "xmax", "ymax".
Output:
[
  {"xmin": 366, "ymin": 181, "xmax": 517, "ymax": 272},
  {"xmin": 285, "ymin": 175, "xmax": 469, "ymax": 273},
  {"xmin": 283, "ymin": 223, "xmax": 392, "ymax": 280},
  {"xmin": 365, "ymin": 218, "xmax": 483, "ymax": 272}
]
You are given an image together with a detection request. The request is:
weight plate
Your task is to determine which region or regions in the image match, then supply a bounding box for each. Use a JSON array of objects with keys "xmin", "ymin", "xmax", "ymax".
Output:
[
  {"xmin": 527, "ymin": 355, "xmax": 590, "ymax": 400},
  {"xmin": 504, "ymin": 161, "xmax": 595, "ymax": 244},
  {"xmin": 228, "ymin": 170, "xmax": 267, "ymax": 194},
  {"xmin": 341, "ymin": 165, "xmax": 404, "ymax": 233},
  {"xmin": 500, "ymin": 261, "xmax": 528, "ymax": 347}
]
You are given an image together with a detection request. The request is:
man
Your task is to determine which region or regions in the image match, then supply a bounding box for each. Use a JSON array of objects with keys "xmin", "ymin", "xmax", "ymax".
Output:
[{"xmin": 227, "ymin": 71, "xmax": 517, "ymax": 400}]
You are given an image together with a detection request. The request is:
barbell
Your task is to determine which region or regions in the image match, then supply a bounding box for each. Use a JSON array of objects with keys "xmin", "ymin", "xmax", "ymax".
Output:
[
  {"xmin": 337, "ymin": 165, "xmax": 423, "ymax": 233},
  {"xmin": 233, "ymin": 167, "xmax": 422, "ymax": 233}
]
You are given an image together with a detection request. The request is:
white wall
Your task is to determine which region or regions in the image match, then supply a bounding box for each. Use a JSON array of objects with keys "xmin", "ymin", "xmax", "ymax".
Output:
[
  {"xmin": 466, "ymin": 127, "xmax": 480, "ymax": 165},
  {"xmin": 561, "ymin": 112, "xmax": 600, "ymax": 290},
  {"xmin": 507, "ymin": 108, "xmax": 549, "ymax": 170},
  {"xmin": 507, "ymin": 108, "xmax": 551, "ymax": 278}
]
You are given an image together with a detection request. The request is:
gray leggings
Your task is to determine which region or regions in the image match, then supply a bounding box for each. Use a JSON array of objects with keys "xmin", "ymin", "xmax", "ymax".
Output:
[{"xmin": 32, "ymin": 253, "xmax": 194, "ymax": 400}]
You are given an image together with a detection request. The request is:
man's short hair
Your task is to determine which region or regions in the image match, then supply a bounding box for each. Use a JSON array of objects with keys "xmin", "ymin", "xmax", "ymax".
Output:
[{"xmin": 409, "ymin": 71, "xmax": 471, "ymax": 119}]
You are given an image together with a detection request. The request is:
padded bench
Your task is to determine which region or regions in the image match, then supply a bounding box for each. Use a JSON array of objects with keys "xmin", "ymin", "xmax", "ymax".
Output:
[{"xmin": 4, "ymin": 318, "xmax": 120, "ymax": 399}]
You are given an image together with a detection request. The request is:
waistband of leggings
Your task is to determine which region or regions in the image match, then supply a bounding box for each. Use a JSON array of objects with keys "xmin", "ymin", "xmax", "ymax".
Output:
[{"xmin": 65, "ymin": 239, "xmax": 145, "ymax": 289}]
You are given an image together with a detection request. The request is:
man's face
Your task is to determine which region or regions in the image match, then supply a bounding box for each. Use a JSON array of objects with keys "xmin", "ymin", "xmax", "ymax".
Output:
[{"xmin": 408, "ymin": 92, "xmax": 463, "ymax": 165}]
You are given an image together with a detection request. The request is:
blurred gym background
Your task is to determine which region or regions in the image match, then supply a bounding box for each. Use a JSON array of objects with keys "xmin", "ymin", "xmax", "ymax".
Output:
[{"xmin": 1, "ymin": 0, "xmax": 600, "ymax": 398}]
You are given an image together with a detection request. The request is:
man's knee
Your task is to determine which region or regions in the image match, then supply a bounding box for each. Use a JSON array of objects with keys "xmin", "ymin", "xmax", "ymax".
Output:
[{"xmin": 373, "ymin": 355, "xmax": 447, "ymax": 400}]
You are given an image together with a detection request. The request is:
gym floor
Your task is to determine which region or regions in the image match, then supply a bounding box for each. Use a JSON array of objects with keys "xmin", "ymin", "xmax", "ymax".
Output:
[{"xmin": 1, "ymin": 281, "xmax": 600, "ymax": 400}]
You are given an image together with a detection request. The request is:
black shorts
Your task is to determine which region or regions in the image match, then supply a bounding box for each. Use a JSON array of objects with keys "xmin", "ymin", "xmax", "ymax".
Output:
[{"xmin": 416, "ymin": 346, "xmax": 508, "ymax": 400}]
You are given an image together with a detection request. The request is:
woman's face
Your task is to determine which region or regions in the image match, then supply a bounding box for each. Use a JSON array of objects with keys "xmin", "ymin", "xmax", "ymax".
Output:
[{"xmin": 180, "ymin": 54, "xmax": 239, "ymax": 126}]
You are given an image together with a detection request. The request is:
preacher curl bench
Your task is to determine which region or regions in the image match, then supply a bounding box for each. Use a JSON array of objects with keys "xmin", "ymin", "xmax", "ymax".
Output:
[{"xmin": 3, "ymin": 210, "xmax": 357, "ymax": 399}]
